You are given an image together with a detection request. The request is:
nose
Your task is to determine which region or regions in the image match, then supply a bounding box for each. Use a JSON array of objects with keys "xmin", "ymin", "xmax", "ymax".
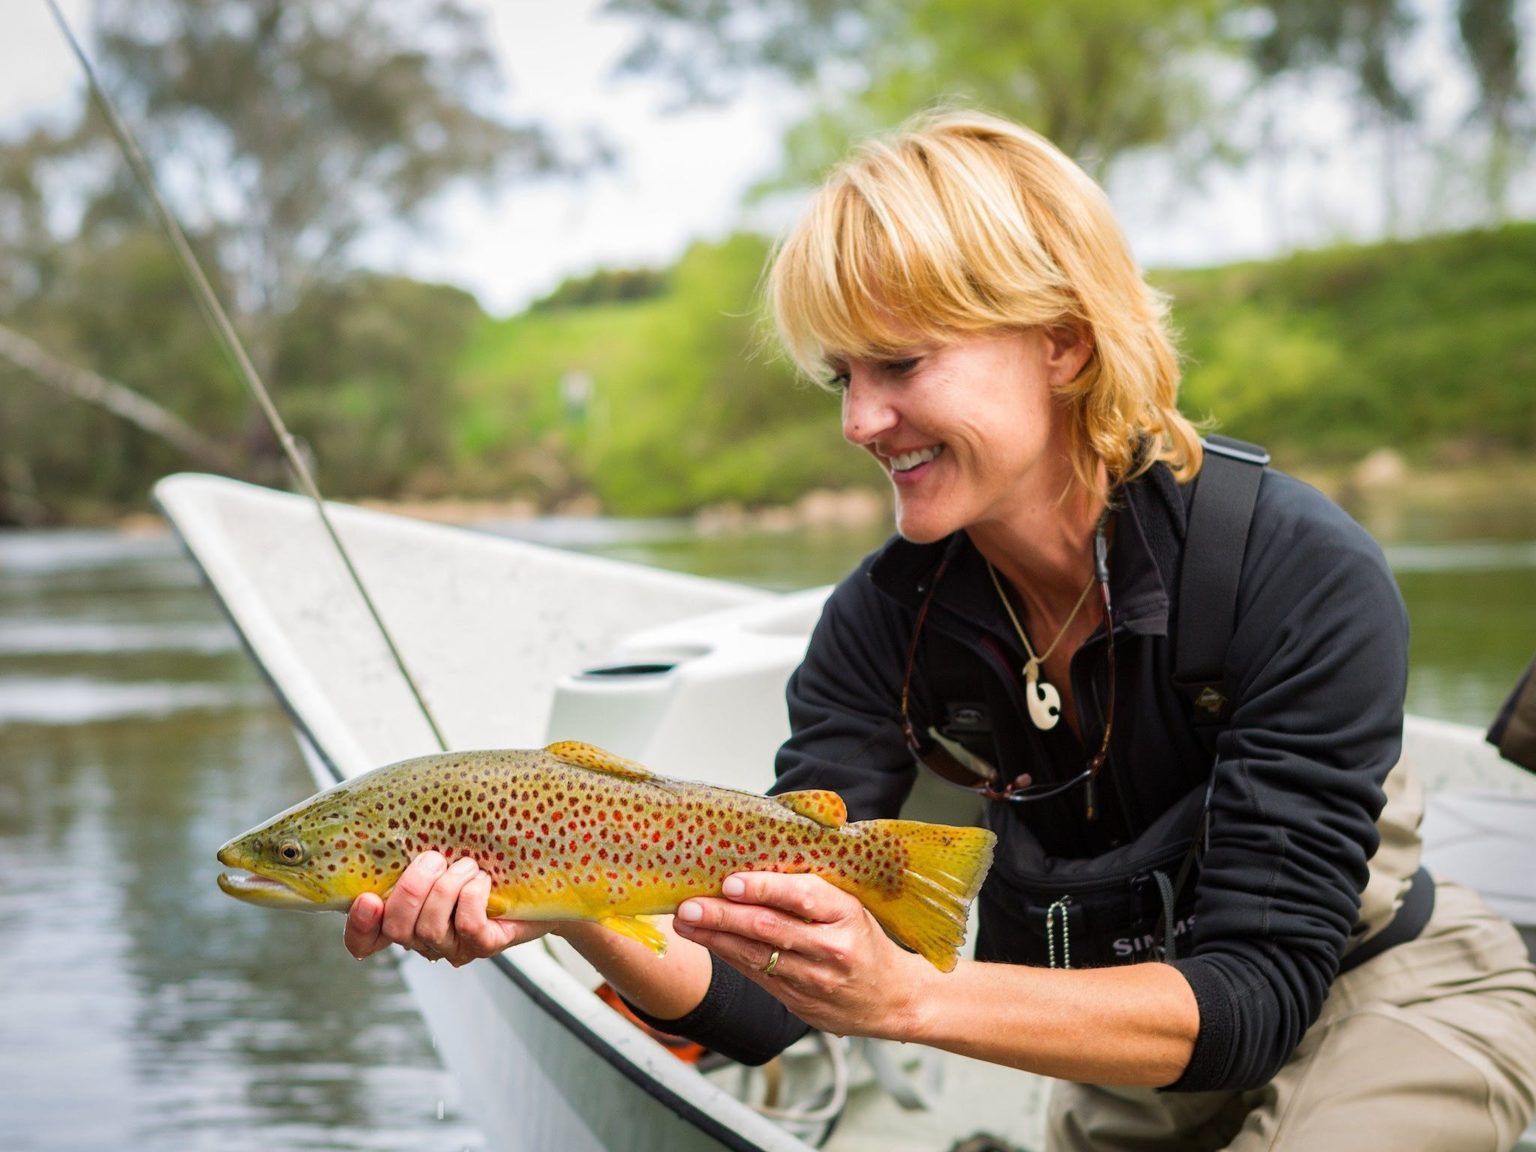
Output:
[{"xmin": 841, "ymin": 369, "xmax": 897, "ymax": 447}]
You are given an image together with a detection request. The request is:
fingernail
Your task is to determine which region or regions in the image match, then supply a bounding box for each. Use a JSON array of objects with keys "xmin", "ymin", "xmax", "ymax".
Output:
[
  {"xmin": 721, "ymin": 876, "xmax": 745, "ymax": 898},
  {"xmin": 677, "ymin": 901, "xmax": 702, "ymax": 923},
  {"xmin": 421, "ymin": 853, "xmax": 446, "ymax": 876},
  {"xmin": 451, "ymin": 856, "xmax": 478, "ymax": 876}
]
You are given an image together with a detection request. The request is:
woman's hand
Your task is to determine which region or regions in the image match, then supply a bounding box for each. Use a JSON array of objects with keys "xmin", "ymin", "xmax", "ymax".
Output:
[
  {"xmin": 673, "ymin": 872, "xmax": 932, "ymax": 1041},
  {"xmin": 344, "ymin": 851, "xmax": 546, "ymax": 967}
]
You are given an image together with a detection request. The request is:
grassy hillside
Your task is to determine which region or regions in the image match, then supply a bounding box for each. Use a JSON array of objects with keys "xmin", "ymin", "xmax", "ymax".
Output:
[
  {"xmin": 450, "ymin": 224, "xmax": 1536, "ymax": 516},
  {"xmin": 453, "ymin": 234, "xmax": 873, "ymax": 515},
  {"xmin": 1159, "ymin": 224, "xmax": 1536, "ymax": 461}
]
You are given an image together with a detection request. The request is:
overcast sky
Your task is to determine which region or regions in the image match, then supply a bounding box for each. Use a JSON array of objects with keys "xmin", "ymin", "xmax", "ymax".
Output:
[{"xmin": 1, "ymin": 0, "xmax": 1522, "ymax": 317}]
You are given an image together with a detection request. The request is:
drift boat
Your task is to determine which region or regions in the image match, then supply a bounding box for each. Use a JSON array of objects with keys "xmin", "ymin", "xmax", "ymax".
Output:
[{"xmin": 156, "ymin": 472, "xmax": 1536, "ymax": 1152}]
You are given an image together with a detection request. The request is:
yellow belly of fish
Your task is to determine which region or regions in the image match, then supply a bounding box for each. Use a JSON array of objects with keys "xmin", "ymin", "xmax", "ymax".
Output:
[{"xmin": 485, "ymin": 863, "xmax": 736, "ymax": 954}]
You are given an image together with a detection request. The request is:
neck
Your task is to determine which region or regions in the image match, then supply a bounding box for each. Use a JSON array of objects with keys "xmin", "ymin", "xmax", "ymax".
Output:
[{"xmin": 968, "ymin": 469, "xmax": 1108, "ymax": 608}]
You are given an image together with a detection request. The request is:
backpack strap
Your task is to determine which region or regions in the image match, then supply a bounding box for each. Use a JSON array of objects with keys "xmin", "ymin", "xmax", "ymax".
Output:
[{"xmin": 1174, "ymin": 435, "xmax": 1270, "ymax": 726}]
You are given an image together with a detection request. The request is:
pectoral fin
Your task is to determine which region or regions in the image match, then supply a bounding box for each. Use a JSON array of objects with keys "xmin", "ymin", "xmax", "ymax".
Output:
[
  {"xmin": 485, "ymin": 891, "xmax": 515, "ymax": 919},
  {"xmin": 775, "ymin": 789, "xmax": 847, "ymax": 827},
  {"xmin": 599, "ymin": 914, "xmax": 669, "ymax": 955},
  {"xmin": 545, "ymin": 741, "xmax": 655, "ymax": 781}
]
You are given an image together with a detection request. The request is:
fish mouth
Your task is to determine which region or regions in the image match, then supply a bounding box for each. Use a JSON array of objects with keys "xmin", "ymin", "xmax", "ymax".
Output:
[{"xmin": 216, "ymin": 869, "xmax": 326, "ymax": 910}]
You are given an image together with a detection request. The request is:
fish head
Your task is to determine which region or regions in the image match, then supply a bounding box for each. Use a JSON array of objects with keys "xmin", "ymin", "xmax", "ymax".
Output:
[{"xmin": 216, "ymin": 796, "xmax": 395, "ymax": 912}]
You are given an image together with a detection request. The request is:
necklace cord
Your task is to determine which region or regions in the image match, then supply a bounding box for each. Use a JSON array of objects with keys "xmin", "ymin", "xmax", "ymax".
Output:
[
  {"xmin": 986, "ymin": 561, "xmax": 1097, "ymax": 668},
  {"xmin": 47, "ymin": 0, "xmax": 449, "ymax": 753}
]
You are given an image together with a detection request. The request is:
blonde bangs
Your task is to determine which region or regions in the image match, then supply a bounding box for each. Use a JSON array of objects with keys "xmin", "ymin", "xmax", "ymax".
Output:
[
  {"xmin": 772, "ymin": 132, "xmax": 1071, "ymax": 384},
  {"xmin": 769, "ymin": 182, "xmax": 921, "ymax": 383}
]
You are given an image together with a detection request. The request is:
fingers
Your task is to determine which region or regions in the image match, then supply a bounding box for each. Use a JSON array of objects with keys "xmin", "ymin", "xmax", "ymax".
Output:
[
  {"xmin": 413, "ymin": 856, "xmax": 480, "ymax": 953},
  {"xmin": 380, "ymin": 851, "xmax": 451, "ymax": 944},
  {"xmin": 344, "ymin": 892, "xmax": 389, "ymax": 959},
  {"xmin": 348, "ymin": 852, "xmax": 520, "ymax": 967},
  {"xmin": 722, "ymin": 872, "xmax": 844, "ymax": 923},
  {"xmin": 673, "ymin": 872, "xmax": 861, "ymax": 969}
]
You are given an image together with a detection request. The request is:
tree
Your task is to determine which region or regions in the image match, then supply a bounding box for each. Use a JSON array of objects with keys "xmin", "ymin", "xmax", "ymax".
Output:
[
  {"xmin": 605, "ymin": 0, "xmax": 1236, "ymax": 185},
  {"xmin": 1456, "ymin": 0, "xmax": 1529, "ymax": 220},
  {"xmin": 1241, "ymin": 0, "xmax": 1420, "ymax": 235},
  {"xmin": 0, "ymin": 0, "xmax": 589, "ymax": 516},
  {"xmin": 79, "ymin": 0, "xmax": 572, "ymax": 321}
]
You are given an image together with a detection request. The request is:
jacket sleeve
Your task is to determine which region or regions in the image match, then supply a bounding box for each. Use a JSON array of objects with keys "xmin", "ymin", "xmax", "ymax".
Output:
[
  {"xmin": 628, "ymin": 559, "xmax": 920, "ymax": 1062},
  {"xmin": 773, "ymin": 556, "xmax": 921, "ymax": 820},
  {"xmin": 1169, "ymin": 471, "xmax": 1410, "ymax": 1091}
]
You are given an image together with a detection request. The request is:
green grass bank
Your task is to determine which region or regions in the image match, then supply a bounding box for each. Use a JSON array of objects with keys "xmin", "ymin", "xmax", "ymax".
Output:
[{"xmin": 451, "ymin": 224, "xmax": 1536, "ymax": 518}]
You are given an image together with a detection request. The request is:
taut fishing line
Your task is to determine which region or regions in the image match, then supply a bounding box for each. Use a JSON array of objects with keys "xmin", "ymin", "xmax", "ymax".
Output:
[{"xmin": 46, "ymin": 0, "xmax": 450, "ymax": 752}]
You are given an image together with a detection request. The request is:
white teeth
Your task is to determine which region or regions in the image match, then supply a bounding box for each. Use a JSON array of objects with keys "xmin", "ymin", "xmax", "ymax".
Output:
[{"xmin": 890, "ymin": 446, "xmax": 942, "ymax": 472}]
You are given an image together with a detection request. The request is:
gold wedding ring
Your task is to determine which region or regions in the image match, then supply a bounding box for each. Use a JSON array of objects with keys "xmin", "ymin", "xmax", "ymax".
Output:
[{"xmin": 760, "ymin": 948, "xmax": 782, "ymax": 977}]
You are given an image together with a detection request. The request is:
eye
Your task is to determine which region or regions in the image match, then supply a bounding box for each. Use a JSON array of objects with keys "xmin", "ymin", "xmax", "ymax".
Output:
[{"xmin": 277, "ymin": 839, "xmax": 306, "ymax": 864}]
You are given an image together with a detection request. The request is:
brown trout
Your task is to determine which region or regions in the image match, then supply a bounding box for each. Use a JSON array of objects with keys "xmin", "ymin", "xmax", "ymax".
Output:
[{"xmin": 217, "ymin": 741, "xmax": 995, "ymax": 971}]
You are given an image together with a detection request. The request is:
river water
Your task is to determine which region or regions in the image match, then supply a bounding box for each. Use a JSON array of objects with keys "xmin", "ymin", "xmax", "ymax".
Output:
[{"xmin": 2, "ymin": 500, "xmax": 1533, "ymax": 1151}]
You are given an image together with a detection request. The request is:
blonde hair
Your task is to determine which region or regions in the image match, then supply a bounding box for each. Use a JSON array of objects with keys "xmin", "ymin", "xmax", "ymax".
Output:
[{"xmin": 768, "ymin": 109, "xmax": 1202, "ymax": 492}]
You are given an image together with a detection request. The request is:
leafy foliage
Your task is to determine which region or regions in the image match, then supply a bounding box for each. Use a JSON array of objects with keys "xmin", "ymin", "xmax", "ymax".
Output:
[
  {"xmin": 450, "ymin": 225, "xmax": 1536, "ymax": 517},
  {"xmin": 453, "ymin": 234, "xmax": 869, "ymax": 515},
  {"xmin": 530, "ymin": 268, "xmax": 671, "ymax": 312},
  {"xmin": 0, "ymin": 0, "xmax": 589, "ymax": 511},
  {"xmin": 79, "ymin": 0, "xmax": 570, "ymax": 321},
  {"xmin": 273, "ymin": 275, "xmax": 485, "ymax": 496},
  {"xmin": 1162, "ymin": 223, "xmax": 1536, "ymax": 458}
]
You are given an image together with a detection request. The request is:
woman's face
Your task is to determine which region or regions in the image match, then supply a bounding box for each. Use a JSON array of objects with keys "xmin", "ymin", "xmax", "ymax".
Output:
[{"xmin": 835, "ymin": 328, "xmax": 1090, "ymax": 544}]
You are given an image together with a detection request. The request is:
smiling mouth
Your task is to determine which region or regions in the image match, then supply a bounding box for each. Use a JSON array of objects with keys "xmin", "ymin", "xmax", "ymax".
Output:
[{"xmin": 889, "ymin": 445, "xmax": 943, "ymax": 473}]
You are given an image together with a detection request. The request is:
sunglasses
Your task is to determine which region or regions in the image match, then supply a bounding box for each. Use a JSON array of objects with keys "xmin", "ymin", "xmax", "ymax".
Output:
[{"xmin": 898, "ymin": 528, "xmax": 1116, "ymax": 820}]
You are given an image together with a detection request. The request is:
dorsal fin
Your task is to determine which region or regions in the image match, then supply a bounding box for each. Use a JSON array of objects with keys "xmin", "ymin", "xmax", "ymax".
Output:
[
  {"xmin": 543, "ymin": 740, "xmax": 655, "ymax": 781},
  {"xmin": 776, "ymin": 789, "xmax": 847, "ymax": 827}
]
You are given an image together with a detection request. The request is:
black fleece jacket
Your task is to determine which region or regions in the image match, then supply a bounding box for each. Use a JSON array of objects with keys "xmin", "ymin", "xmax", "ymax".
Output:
[{"xmin": 632, "ymin": 461, "xmax": 1409, "ymax": 1092}]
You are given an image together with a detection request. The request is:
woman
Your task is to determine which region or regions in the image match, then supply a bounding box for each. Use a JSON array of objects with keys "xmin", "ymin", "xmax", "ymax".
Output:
[{"xmin": 344, "ymin": 110, "xmax": 1536, "ymax": 1150}]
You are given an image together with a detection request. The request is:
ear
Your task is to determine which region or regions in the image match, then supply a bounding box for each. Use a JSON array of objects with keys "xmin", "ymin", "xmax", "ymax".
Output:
[{"xmin": 1043, "ymin": 324, "xmax": 1094, "ymax": 385}]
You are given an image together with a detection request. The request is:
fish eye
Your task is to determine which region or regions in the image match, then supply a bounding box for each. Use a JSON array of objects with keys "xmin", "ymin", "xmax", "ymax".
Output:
[{"xmin": 276, "ymin": 839, "xmax": 307, "ymax": 864}]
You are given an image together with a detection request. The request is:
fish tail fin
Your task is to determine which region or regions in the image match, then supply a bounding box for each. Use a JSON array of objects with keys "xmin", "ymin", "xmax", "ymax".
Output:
[{"xmin": 848, "ymin": 821, "xmax": 996, "ymax": 972}]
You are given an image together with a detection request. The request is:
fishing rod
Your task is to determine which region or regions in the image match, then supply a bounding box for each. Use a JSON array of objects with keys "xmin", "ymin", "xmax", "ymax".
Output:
[{"xmin": 46, "ymin": 0, "xmax": 450, "ymax": 753}]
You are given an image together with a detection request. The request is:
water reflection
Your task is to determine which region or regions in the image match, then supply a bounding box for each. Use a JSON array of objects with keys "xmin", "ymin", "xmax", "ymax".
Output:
[{"xmin": 0, "ymin": 535, "xmax": 480, "ymax": 1152}]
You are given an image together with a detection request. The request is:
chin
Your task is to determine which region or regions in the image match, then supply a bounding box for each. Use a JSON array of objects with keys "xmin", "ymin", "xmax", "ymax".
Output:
[{"xmin": 893, "ymin": 507, "xmax": 960, "ymax": 545}]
